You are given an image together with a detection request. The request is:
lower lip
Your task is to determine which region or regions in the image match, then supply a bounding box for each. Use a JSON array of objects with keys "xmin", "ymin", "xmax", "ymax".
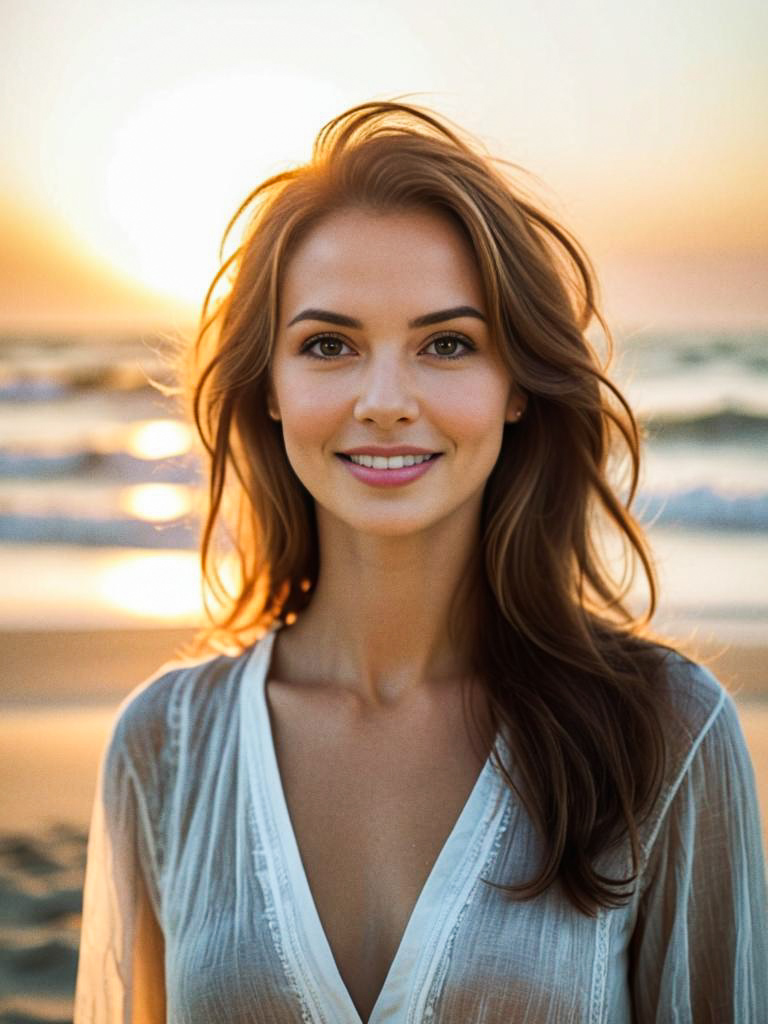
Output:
[{"xmin": 336, "ymin": 454, "xmax": 442, "ymax": 487}]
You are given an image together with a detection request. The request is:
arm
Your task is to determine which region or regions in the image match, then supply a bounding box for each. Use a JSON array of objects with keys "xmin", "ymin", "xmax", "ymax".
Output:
[
  {"xmin": 74, "ymin": 704, "xmax": 167, "ymax": 1024},
  {"xmin": 132, "ymin": 871, "xmax": 166, "ymax": 1024},
  {"xmin": 629, "ymin": 693, "xmax": 768, "ymax": 1022}
]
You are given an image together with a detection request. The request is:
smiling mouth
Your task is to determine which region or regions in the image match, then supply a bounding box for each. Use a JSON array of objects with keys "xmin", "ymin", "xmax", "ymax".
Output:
[{"xmin": 337, "ymin": 453, "xmax": 441, "ymax": 469}]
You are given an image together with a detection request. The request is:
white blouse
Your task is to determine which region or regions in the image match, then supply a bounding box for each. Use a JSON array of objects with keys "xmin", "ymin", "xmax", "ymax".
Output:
[{"xmin": 74, "ymin": 623, "xmax": 768, "ymax": 1022}]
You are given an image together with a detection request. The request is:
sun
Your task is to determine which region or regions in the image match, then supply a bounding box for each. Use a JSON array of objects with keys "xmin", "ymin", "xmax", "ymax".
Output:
[{"xmin": 98, "ymin": 69, "xmax": 346, "ymax": 305}]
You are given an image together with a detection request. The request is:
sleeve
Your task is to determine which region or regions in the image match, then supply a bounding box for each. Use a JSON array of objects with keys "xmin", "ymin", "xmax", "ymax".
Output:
[
  {"xmin": 629, "ymin": 692, "xmax": 768, "ymax": 1022},
  {"xmin": 74, "ymin": 699, "xmax": 168, "ymax": 1024}
]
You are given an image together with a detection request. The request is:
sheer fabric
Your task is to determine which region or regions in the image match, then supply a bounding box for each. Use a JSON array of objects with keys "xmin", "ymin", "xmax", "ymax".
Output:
[{"xmin": 74, "ymin": 625, "xmax": 768, "ymax": 1022}]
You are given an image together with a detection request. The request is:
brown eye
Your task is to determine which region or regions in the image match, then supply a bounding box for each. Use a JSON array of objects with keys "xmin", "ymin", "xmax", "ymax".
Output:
[
  {"xmin": 317, "ymin": 337, "xmax": 343, "ymax": 356},
  {"xmin": 433, "ymin": 337, "xmax": 460, "ymax": 356},
  {"xmin": 424, "ymin": 334, "xmax": 476, "ymax": 360},
  {"xmin": 300, "ymin": 334, "xmax": 351, "ymax": 359}
]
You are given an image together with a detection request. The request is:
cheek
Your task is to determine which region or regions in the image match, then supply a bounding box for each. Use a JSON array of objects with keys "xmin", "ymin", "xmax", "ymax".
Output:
[
  {"xmin": 278, "ymin": 380, "xmax": 344, "ymax": 455},
  {"xmin": 433, "ymin": 373, "xmax": 509, "ymax": 442}
]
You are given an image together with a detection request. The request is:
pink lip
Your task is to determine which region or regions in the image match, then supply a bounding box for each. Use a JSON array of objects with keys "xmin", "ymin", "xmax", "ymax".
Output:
[
  {"xmin": 336, "ymin": 453, "xmax": 441, "ymax": 487},
  {"xmin": 341, "ymin": 445, "xmax": 439, "ymax": 456}
]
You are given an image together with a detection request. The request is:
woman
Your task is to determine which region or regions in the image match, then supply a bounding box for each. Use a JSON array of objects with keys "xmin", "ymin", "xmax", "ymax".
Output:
[{"xmin": 75, "ymin": 100, "xmax": 767, "ymax": 1022}]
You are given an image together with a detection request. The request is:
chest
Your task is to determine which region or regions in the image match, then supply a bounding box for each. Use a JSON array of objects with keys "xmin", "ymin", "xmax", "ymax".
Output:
[{"xmin": 266, "ymin": 679, "xmax": 491, "ymax": 1022}]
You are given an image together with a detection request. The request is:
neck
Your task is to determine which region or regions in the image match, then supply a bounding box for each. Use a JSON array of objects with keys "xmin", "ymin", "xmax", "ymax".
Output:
[{"xmin": 273, "ymin": 504, "xmax": 483, "ymax": 708}]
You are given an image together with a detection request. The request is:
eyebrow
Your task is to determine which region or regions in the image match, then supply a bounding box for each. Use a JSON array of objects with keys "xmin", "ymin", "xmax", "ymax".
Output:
[{"xmin": 286, "ymin": 305, "xmax": 487, "ymax": 329}]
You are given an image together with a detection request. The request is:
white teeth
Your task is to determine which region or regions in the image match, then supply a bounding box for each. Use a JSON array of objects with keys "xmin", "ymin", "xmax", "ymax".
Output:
[{"xmin": 348, "ymin": 453, "xmax": 435, "ymax": 469}]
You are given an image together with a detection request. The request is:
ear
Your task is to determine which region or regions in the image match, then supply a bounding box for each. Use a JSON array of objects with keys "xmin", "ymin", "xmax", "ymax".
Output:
[
  {"xmin": 505, "ymin": 388, "xmax": 527, "ymax": 424},
  {"xmin": 266, "ymin": 387, "xmax": 281, "ymax": 421}
]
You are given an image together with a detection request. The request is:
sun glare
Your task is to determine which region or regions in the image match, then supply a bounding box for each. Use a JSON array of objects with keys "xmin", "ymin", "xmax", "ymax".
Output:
[
  {"xmin": 125, "ymin": 419, "xmax": 193, "ymax": 459},
  {"xmin": 100, "ymin": 69, "xmax": 346, "ymax": 304},
  {"xmin": 98, "ymin": 551, "xmax": 203, "ymax": 622},
  {"xmin": 120, "ymin": 484, "xmax": 193, "ymax": 523}
]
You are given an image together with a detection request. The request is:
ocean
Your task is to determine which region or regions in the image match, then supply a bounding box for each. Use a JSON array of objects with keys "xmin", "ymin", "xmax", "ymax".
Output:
[
  {"xmin": 0, "ymin": 326, "xmax": 766, "ymax": 637},
  {"xmin": 1, "ymin": 326, "xmax": 767, "ymax": 1023}
]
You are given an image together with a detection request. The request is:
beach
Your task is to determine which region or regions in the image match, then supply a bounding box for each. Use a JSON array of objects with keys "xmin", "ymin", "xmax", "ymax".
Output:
[
  {"xmin": 1, "ymin": 624, "xmax": 767, "ymax": 1022},
  {"xmin": 2, "ymin": 624, "xmax": 767, "ymax": 828},
  {"xmin": 1, "ymin": 325, "xmax": 767, "ymax": 1020}
]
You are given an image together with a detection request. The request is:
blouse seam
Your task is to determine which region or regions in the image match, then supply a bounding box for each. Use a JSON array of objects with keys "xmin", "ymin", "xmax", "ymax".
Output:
[
  {"xmin": 123, "ymin": 757, "xmax": 164, "ymax": 927},
  {"xmin": 639, "ymin": 686, "xmax": 726, "ymax": 885},
  {"xmin": 162, "ymin": 670, "xmax": 191, "ymax": 926},
  {"xmin": 156, "ymin": 671, "xmax": 183, "ymax": 922}
]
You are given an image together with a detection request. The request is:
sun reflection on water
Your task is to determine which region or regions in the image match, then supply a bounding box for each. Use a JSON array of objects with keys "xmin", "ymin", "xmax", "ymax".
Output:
[
  {"xmin": 125, "ymin": 420, "xmax": 192, "ymax": 459},
  {"xmin": 97, "ymin": 550, "xmax": 203, "ymax": 621},
  {"xmin": 119, "ymin": 483, "xmax": 194, "ymax": 523}
]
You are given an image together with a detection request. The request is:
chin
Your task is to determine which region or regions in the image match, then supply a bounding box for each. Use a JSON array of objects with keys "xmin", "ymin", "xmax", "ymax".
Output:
[{"xmin": 323, "ymin": 505, "xmax": 445, "ymax": 538}]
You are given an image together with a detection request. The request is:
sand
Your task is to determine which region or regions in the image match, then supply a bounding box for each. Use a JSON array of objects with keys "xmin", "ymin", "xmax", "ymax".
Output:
[
  {"xmin": 1, "ymin": 623, "xmax": 765, "ymax": 704},
  {"xmin": 0, "ymin": 627, "xmax": 198, "ymax": 704},
  {"xmin": 0, "ymin": 625, "xmax": 766, "ymax": 1022},
  {"xmin": 1, "ymin": 624, "xmax": 767, "ymax": 833}
]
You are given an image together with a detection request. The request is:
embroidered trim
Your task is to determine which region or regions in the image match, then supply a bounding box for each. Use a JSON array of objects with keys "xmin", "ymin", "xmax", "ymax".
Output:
[
  {"xmin": 244, "ymin": 637, "xmax": 320, "ymax": 1023},
  {"xmin": 422, "ymin": 798, "xmax": 513, "ymax": 1020},
  {"xmin": 245, "ymin": 635, "xmax": 335, "ymax": 1023},
  {"xmin": 588, "ymin": 908, "xmax": 612, "ymax": 1024},
  {"xmin": 156, "ymin": 672, "xmax": 183, "ymax": 909},
  {"xmin": 250, "ymin": 799, "xmax": 315, "ymax": 1023},
  {"xmin": 409, "ymin": 767, "xmax": 512, "ymax": 1023}
]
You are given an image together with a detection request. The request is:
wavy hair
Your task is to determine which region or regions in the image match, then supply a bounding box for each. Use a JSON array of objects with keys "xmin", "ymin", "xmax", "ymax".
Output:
[{"xmin": 188, "ymin": 99, "xmax": 679, "ymax": 916}]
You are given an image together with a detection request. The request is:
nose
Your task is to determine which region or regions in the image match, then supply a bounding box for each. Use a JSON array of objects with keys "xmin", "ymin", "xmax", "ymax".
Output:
[{"xmin": 353, "ymin": 351, "xmax": 419, "ymax": 426}]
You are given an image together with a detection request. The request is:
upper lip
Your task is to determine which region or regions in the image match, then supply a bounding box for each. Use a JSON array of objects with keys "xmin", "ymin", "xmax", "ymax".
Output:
[{"xmin": 339, "ymin": 446, "xmax": 441, "ymax": 456}]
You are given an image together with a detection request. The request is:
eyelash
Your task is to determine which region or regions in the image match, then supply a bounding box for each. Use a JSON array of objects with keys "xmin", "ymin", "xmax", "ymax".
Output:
[{"xmin": 298, "ymin": 331, "xmax": 477, "ymax": 361}]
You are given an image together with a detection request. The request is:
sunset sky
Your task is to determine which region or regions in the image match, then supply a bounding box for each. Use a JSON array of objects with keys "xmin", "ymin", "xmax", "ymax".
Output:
[{"xmin": 1, "ymin": 0, "xmax": 765, "ymax": 331}]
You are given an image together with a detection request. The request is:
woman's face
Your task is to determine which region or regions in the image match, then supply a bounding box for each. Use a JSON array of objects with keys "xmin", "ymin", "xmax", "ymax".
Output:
[{"xmin": 269, "ymin": 206, "xmax": 525, "ymax": 537}]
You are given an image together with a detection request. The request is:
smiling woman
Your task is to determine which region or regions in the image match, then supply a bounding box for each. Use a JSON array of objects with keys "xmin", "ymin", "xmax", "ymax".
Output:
[
  {"xmin": 267, "ymin": 206, "xmax": 523, "ymax": 536},
  {"xmin": 74, "ymin": 101, "xmax": 767, "ymax": 1023}
]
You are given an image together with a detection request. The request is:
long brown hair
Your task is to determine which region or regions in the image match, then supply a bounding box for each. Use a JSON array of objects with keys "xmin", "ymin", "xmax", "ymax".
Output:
[{"xmin": 189, "ymin": 99, "xmax": 679, "ymax": 916}]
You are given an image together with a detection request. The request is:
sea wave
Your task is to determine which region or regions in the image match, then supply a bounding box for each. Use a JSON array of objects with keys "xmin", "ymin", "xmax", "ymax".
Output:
[
  {"xmin": 0, "ymin": 484, "xmax": 765, "ymax": 548},
  {"xmin": 647, "ymin": 409, "xmax": 768, "ymax": 444},
  {"xmin": 615, "ymin": 327, "xmax": 768, "ymax": 374},
  {"xmin": 0, "ymin": 515, "xmax": 198, "ymax": 548},
  {"xmin": 0, "ymin": 451, "xmax": 200, "ymax": 484},
  {"xmin": 635, "ymin": 485, "xmax": 768, "ymax": 530}
]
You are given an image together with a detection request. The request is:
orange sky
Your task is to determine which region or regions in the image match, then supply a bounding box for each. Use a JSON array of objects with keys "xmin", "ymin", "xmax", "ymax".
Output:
[
  {"xmin": 1, "ymin": 0, "xmax": 766, "ymax": 332},
  {"xmin": 0, "ymin": 197, "xmax": 193, "ymax": 331}
]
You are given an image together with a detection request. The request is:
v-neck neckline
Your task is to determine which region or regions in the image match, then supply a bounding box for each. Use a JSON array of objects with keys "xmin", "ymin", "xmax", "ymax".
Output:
[{"xmin": 241, "ymin": 623, "xmax": 512, "ymax": 1024}]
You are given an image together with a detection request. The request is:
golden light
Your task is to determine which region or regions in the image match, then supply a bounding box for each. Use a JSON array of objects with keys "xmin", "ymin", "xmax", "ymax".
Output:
[
  {"xmin": 99, "ymin": 69, "xmax": 346, "ymax": 303},
  {"xmin": 119, "ymin": 484, "xmax": 193, "ymax": 523},
  {"xmin": 125, "ymin": 419, "xmax": 193, "ymax": 459},
  {"xmin": 98, "ymin": 551, "xmax": 203, "ymax": 622}
]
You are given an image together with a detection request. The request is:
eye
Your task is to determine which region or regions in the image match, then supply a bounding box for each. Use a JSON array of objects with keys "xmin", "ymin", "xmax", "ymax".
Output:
[
  {"xmin": 298, "ymin": 331, "xmax": 477, "ymax": 361},
  {"xmin": 298, "ymin": 333, "xmax": 352, "ymax": 359},
  {"xmin": 423, "ymin": 332, "xmax": 477, "ymax": 360}
]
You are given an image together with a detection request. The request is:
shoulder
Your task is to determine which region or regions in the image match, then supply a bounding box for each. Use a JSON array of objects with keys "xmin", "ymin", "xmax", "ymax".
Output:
[
  {"xmin": 655, "ymin": 647, "xmax": 730, "ymax": 751},
  {"xmin": 651, "ymin": 646, "xmax": 754, "ymax": 786},
  {"xmin": 105, "ymin": 643, "xmax": 256, "ymax": 771},
  {"xmin": 641, "ymin": 646, "xmax": 755, "ymax": 850}
]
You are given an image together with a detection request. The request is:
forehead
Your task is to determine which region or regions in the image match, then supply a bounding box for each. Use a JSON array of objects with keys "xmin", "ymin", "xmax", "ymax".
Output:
[{"xmin": 279, "ymin": 207, "xmax": 485, "ymax": 319}]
